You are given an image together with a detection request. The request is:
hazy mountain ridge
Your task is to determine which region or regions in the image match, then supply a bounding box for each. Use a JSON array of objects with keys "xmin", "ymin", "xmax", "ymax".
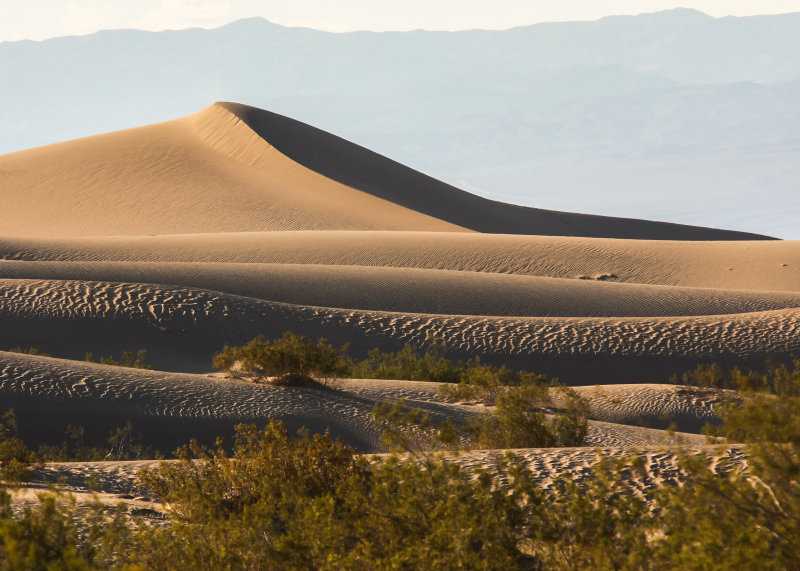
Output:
[{"xmin": 1, "ymin": 9, "xmax": 798, "ymax": 237}]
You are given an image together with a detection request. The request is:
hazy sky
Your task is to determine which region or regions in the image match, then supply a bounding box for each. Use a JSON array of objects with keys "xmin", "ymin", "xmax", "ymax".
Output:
[{"xmin": 3, "ymin": 0, "xmax": 800, "ymax": 42}]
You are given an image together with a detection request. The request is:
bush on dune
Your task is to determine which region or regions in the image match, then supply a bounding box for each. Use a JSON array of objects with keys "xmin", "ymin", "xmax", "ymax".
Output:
[
  {"xmin": 85, "ymin": 349, "xmax": 153, "ymax": 370},
  {"xmin": 373, "ymin": 381, "xmax": 589, "ymax": 451},
  {"xmin": 672, "ymin": 357, "xmax": 800, "ymax": 395},
  {"xmin": 214, "ymin": 331, "xmax": 546, "ymax": 390},
  {"xmin": 0, "ymin": 411, "xmax": 38, "ymax": 484},
  {"xmin": 213, "ymin": 332, "xmax": 350, "ymax": 386}
]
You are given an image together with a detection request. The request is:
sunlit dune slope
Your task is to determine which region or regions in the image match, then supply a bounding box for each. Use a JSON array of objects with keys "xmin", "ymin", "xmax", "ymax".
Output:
[
  {"xmin": 0, "ymin": 104, "xmax": 462, "ymax": 236},
  {"xmin": 2, "ymin": 231, "xmax": 797, "ymax": 291},
  {"xmin": 0, "ymin": 102, "xmax": 770, "ymax": 239}
]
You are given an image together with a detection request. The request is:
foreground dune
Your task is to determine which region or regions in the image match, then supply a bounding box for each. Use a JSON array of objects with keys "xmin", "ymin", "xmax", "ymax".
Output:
[{"xmin": 18, "ymin": 441, "xmax": 746, "ymax": 518}]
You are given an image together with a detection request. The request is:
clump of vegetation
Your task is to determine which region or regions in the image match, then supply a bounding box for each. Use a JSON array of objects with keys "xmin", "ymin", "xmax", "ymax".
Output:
[
  {"xmin": 6, "ymin": 346, "xmax": 50, "ymax": 357},
  {"xmin": 36, "ymin": 421, "xmax": 156, "ymax": 463},
  {"xmin": 1, "ymin": 377, "xmax": 800, "ymax": 569},
  {"xmin": 0, "ymin": 411, "xmax": 38, "ymax": 483},
  {"xmin": 350, "ymin": 333, "xmax": 538, "ymax": 387},
  {"xmin": 216, "ymin": 332, "xmax": 545, "ymax": 390},
  {"xmin": 374, "ymin": 381, "xmax": 589, "ymax": 451},
  {"xmin": 1, "ymin": 411, "xmax": 156, "ymax": 467},
  {"xmin": 85, "ymin": 349, "xmax": 153, "ymax": 370},
  {"xmin": 213, "ymin": 332, "xmax": 350, "ymax": 386},
  {"xmin": 467, "ymin": 383, "xmax": 589, "ymax": 448},
  {"xmin": 672, "ymin": 357, "xmax": 800, "ymax": 395}
]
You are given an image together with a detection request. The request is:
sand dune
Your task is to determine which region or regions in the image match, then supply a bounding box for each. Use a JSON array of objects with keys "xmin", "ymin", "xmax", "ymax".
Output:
[
  {"xmin": 0, "ymin": 102, "xmax": 769, "ymax": 239},
  {"xmin": 1, "ymin": 260, "xmax": 799, "ymax": 317},
  {"xmin": 2, "ymin": 278, "xmax": 798, "ymax": 382},
  {"xmin": 0, "ymin": 101, "xmax": 794, "ymax": 468},
  {"xmin": 2, "ymin": 231, "xmax": 797, "ymax": 291},
  {"xmin": 0, "ymin": 352, "xmax": 707, "ymax": 454}
]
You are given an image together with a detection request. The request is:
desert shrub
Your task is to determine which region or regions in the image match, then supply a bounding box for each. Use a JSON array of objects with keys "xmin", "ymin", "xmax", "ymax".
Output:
[
  {"xmin": 2, "ymin": 381, "xmax": 800, "ymax": 568},
  {"xmin": 350, "ymin": 335, "xmax": 540, "ymax": 388},
  {"xmin": 525, "ymin": 454, "xmax": 653, "ymax": 569},
  {"xmin": 32, "ymin": 422, "xmax": 156, "ymax": 463},
  {"xmin": 438, "ymin": 364, "xmax": 550, "ymax": 402},
  {"xmin": 84, "ymin": 349, "xmax": 153, "ymax": 370},
  {"xmin": 349, "ymin": 342, "xmax": 464, "ymax": 383},
  {"xmin": 0, "ymin": 492, "xmax": 89, "ymax": 568},
  {"xmin": 375, "ymin": 382, "xmax": 589, "ymax": 451},
  {"xmin": 462, "ymin": 383, "xmax": 589, "ymax": 449},
  {"xmin": 215, "ymin": 332, "xmax": 545, "ymax": 388},
  {"xmin": 0, "ymin": 410, "xmax": 39, "ymax": 483},
  {"xmin": 6, "ymin": 346, "xmax": 51, "ymax": 357},
  {"xmin": 672, "ymin": 357, "xmax": 800, "ymax": 396},
  {"xmin": 134, "ymin": 420, "xmax": 528, "ymax": 568},
  {"xmin": 647, "ymin": 390, "xmax": 800, "ymax": 569},
  {"xmin": 213, "ymin": 332, "xmax": 350, "ymax": 386}
]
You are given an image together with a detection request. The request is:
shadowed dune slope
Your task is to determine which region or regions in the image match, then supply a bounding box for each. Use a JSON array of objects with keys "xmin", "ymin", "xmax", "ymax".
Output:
[
  {"xmin": 0, "ymin": 102, "xmax": 770, "ymax": 239},
  {"xmin": 2, "ymin": 232, "xmax": 797, "ymax": 291},
  {"xmin": 1, "ymin": 260, "xmax": 800, "ymax": 317},
  {"xmin": 219, "ymin": 102, "xmax": 770, "ymax": 240}
]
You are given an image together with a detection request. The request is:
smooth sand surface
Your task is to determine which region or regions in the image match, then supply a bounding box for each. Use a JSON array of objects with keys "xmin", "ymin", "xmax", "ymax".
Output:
[{"xmin": 1, "ymin": 231, "xmax": 797, "ymax": 290}]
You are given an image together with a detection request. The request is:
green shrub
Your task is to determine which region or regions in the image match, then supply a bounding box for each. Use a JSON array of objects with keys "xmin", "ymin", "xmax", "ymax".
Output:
[
  {"xmin": 85, "ymin": 349, "xmax": 153, "ymax": 370},
  {"xmin": 672, "ymin": 357, "xmax": 800, "ymax": 395},
  {"xmin": 466, "ymin": 383, "xmax": 589, "ymax": 449},
  {"xmin": 375, "ymin": 382, "xmax": 589, "ymax": 451},
  {"xmin": 213, "ymin": 332, "xmax": 350, "ymax": 386},
  {"xmin": 6, "ymin": 347, "xmax": 50, "ymax": 357},
  {"xmin": 0, "ymin": 410, "xmax": 39, "ymax": 483}
]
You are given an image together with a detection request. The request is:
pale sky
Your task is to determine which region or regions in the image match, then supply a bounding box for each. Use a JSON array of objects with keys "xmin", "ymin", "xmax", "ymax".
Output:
[{"xmin": 3, "ymin": 0, "xmax": 800, "ymax": 42}]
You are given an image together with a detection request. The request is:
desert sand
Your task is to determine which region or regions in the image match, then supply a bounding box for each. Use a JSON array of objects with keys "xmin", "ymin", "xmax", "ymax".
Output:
[{"xmin": 0, "ymin": 102, "xmax": 796, "ymax": 503}]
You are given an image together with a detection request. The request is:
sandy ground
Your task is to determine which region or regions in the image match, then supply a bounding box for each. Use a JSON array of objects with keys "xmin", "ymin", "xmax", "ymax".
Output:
[{"xmin": 0, "ymin": 101, "xmax": 793, "ymax": 507}]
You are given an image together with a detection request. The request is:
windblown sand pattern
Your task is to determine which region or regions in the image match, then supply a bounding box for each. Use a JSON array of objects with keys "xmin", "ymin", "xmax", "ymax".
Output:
[
  {"xmin": 0, "ymin": 101, "xmax": 797, "ymax": 460},
  {"xmin": 1, "ymin": 278, "xmax": 799, "ymax": 380}
]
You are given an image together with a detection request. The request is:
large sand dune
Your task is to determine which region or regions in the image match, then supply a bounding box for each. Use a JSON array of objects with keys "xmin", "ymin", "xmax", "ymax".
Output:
[{"xmin": 0, "ymin": 103, "xmax": 771, "ymax": 240}]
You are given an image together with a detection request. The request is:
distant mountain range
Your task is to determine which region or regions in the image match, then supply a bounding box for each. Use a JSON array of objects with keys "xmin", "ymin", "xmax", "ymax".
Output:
[{"xmin": 2, "ymin": 9, "xmax": 799, "ymax": 237}]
